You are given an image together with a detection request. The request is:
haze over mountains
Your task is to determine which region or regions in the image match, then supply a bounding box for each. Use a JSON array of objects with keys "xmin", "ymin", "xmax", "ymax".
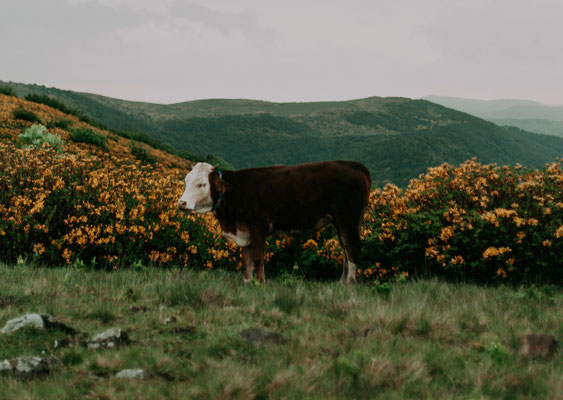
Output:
[
  {"xmin": 424, "ymin": 96, "xmax": 563, "ymax": 138},
  {"xmin": 2, "ymin": 80, "xmax": 563, "ymax": 187}
]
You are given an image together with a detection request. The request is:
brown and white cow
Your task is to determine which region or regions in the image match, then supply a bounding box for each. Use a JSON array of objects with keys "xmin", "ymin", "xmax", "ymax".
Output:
[{"xmin": 177, "ymin": 161, "xmax": 371, "ymax": 283}]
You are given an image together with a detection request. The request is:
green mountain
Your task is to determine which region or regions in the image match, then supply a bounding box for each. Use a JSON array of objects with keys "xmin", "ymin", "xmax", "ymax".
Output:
[
  {"xmin": 3, "ymin": 80, "xmax": 563, "ymax": 187},
  {"xmin": 424, "ymin": 95, "xmax": 563, "ymax": 138}
]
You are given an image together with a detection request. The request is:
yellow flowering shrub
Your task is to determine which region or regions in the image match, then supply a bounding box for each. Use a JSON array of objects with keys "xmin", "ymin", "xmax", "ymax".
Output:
[{"xmin": 361, "ymin": 159, "xmax": 563, "ymax": 283}]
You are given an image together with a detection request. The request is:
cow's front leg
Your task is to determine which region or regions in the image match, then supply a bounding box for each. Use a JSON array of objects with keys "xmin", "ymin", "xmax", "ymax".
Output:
[{"xmin": 242, "ymin": 246, "xmax": 254, "ymax": 284}]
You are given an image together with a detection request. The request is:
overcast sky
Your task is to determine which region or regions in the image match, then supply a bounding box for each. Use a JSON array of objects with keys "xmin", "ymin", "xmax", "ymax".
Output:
[{"xmin": 1, "ymin": 0, "xmax": 562, "ymax": 104}]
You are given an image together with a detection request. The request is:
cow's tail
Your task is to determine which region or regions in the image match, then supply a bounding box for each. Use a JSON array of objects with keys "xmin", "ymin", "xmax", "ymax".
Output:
[
  {"xmin": 352, "ymin": 162, "xmax": 372, "ymax": 227},
  {"xmin": 353, "ymin": 163, "xmax": 371, "ymax": 202}
]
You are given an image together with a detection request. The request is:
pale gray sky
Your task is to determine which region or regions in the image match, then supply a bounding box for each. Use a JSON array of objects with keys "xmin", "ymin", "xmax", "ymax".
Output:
[{"xmin": 1, "ymin": 0, "xmax": 562, "ymax": 104}]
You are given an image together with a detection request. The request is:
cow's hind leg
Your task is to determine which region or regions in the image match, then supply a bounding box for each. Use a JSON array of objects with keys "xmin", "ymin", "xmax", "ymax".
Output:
[
  {"xmin": 242, "ymin": 246, "xmax": 254, "ymax": 284},
  {"xmin": 335, "ymin": 223, "xmax": 362, "ymax": 283},
  {"xmin": 250, "ymin": 232, "xmax": 267, "ymax": 284},
  {"xmin": 337, "ymin": 233, "xmax": 349, "ymax": 282}
]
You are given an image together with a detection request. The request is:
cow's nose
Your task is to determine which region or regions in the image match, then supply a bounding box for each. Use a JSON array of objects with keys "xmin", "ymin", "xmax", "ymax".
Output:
[{"xmin": 178, "ymin": 200, "xmax": 189, "ymax": 210}]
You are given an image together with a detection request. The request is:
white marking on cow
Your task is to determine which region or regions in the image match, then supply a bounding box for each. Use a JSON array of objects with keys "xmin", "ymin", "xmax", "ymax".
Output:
[{"xmin": 223, "ymin": 230, "xmax": 251, "ymax": 247}]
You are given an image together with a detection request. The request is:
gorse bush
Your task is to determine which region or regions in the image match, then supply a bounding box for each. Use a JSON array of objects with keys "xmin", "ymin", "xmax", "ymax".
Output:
[
  {"xmin": 18, "ymin": 124, "xmax": 64, "ymax": 153},
  {"xmin": 70, "ymin": 128, "xmax": 108, "ymax": 151},
  {"xmin": 12, "ymin": 108, "xmax": 42, "ymax": 124},
  {"xmin": 0, "ymin": 142, "xmax": 231, "ymax": 269},
  {"xmin": 361, "ymin": 159, "xmax": 563, "ymax": 284},
  {"xmin": 1, "ymin": 129, "xmax": 561, "ymax": 284}
]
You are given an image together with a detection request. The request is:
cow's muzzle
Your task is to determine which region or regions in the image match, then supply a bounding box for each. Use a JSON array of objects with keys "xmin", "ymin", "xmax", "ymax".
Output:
[{"xmin": 177, "ymin": 200, "xmax": 193, "ymax": 212}]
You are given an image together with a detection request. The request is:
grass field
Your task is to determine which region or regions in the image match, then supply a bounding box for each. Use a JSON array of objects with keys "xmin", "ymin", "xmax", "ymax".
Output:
[{"xmin": 0, "ymin": 264, "xmax": 561, "ymax": 399}]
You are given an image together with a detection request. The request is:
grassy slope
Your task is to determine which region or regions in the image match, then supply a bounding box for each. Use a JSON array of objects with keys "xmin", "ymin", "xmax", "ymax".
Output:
[
  {"xmin": 0, "ymin": 265, "xmax": 561, "ymax": 399},
  {"xmin": 4, "ymin": 81, "xmax": 563, "ymax": 186}
]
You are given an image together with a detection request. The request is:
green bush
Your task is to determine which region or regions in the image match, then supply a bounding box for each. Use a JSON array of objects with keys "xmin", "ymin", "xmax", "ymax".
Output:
[
  {"xmin": 24, "ymin": 93, "xmax": 107, "ymax": 130},
  {"xmin": 13, "ymin": 108, "xmax": 42, "ymax": 124},
  {"xmin": 70, "ymin": 128, "xmax": 108, "ymax": 151},
  {"xmin": 25, "ymin": 94, "xmax": 77, "ymax": 115},
  {"xmin": 0, "ymin": 85, "xmax": 16, "ymax": 96},
  {"xmin": 47, "ymin": 119, "xmax": 72, "ymax": 130},
  {"xmin": 18, "ymin": 124, "xmax": 64, "ymax": 152},
  {"xmin": 114, "ymin": 129, "xmax": 173, "ymax": 152},
  {"xmin": 130, "ymin": 143, "xmax": 156, "ymax": 164}
]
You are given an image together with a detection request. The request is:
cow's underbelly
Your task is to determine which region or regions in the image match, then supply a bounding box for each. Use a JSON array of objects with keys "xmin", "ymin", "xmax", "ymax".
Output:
[
  {"xmin": 222, "ymin": 215, "xmax": 332, "ymax": 248},
  {"xmin": 273, "ymin": 215, "xmax": 332, "ymax": 233}
]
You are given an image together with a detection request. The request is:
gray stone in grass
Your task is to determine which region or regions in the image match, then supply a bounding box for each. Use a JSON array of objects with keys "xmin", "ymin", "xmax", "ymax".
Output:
[
  {"xmin": 87, "ymin": 327, "xmax": 129, "ymax": 350},
  {"xmin": 520, "ymin": 334, "xmax": 558, "ymax": 359},
  {"xmin": 239, "ymin": 328, "xmax": 287, "ymax": 346},
  {"xmin": 115, "ymin": 369, "xmax": 147, "ymax": 379},
  {"xmin": 0, "ymin": 313, "xmax": 76, "ymax": 335},
  {"xmin": 0, "ymin": 356, "xmax": 61, "ymax": 378}
]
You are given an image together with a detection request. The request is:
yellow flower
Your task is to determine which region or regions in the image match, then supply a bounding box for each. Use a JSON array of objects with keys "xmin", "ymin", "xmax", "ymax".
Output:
[
  {"xmin": 483, "ymin": 247, "xmax": 511, "ymax": 259},
  {"xmin": 32, "ymin": 243, "xmax": 46, "ymax": 255},
  {"xmin": 62, "ymin": 248, "xmax": 72, "ymax": 264},
  {"xmin": 440, "ymin": 226, "xmax": 455, "ymax": 242},
  {"xmin": 496, "ymin": 268, "xmax": 507, "ymax": 278},
  {"xmin": 451, "ymin": 255, "xmax": 464, "ymax": 265},
  {"xmin": 303, "ymin": 239, "xmax": 318, "ymax": 251}
]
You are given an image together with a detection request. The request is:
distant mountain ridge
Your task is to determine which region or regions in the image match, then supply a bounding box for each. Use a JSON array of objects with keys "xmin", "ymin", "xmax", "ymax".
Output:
[
  {"xmin": 2, "ymin": 80, "xmax": 563, "ymax": 187},
  {"xmin": 424, "ymin": 95, "xmax": 563, "ymax": 138}
]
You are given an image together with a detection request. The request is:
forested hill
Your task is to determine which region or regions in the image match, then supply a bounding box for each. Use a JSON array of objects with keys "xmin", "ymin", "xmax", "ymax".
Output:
[{"xmin": 3, "ymin": 80, "xmax": 563, "ymax": 186}]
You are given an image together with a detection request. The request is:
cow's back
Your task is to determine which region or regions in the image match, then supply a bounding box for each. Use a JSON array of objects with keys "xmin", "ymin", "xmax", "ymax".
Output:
[{"xmin": 223, "ymin": 161, "xmax": 371, "ymax": 231}]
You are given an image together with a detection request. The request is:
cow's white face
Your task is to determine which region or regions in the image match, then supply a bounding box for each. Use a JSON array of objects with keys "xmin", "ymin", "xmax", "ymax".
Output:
[{"xmin": 178, "ymin": 162, "xmax": 214, "ymax": 213}]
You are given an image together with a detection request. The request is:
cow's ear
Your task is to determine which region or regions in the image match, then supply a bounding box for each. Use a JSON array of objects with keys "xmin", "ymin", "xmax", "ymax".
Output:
[{"xmin": 210, "ymin": 170, "xmax": 229, "ymax": 194}]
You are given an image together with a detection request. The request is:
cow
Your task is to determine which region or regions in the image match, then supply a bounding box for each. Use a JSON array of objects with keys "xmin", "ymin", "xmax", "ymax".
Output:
[{"xmin": 177, "ymin": 161, "xmax": 371, "ymax": 283}]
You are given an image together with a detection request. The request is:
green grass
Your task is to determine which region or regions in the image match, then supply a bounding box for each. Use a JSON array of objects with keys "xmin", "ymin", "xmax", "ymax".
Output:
[{"xmin": 0, "ymin": 264, "xmax": 560, "ymax": 399}]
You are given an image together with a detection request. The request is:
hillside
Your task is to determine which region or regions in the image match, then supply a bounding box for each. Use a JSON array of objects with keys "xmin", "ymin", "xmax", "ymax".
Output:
[
  {"xmin": 3, "ymin": 81, "xmax": 563, "ymax": 186},
  {"xmin": 425, "ymin": 95, "xmax": 563, "ymax": 138},
  {"xmin": 0, "ymin": 93, "xmax": 191, "ymax": 171}
]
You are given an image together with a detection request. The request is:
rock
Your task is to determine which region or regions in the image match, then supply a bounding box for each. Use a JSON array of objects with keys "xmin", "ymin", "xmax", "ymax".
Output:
[
  {"xmin": 1, "ymin": 313, "xmax": 76, "ymax": 335},
  {"xmin": 0, "ymin": 356, "xmax": 61, "ymax": 378},
  {"xmin": 115, "ymin": 369, "xmax": 147, "ymax": 379},
  {"xmin": 239, "ymin": 328, "xmax": 287, "ymax": 346},
  {"xmin": 86, "ymin": 327, "xmax": 129, "ymax": 350},
  {"xmin": 520, "ymin": 334, "xmax": 558, "ymax": 359}
]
